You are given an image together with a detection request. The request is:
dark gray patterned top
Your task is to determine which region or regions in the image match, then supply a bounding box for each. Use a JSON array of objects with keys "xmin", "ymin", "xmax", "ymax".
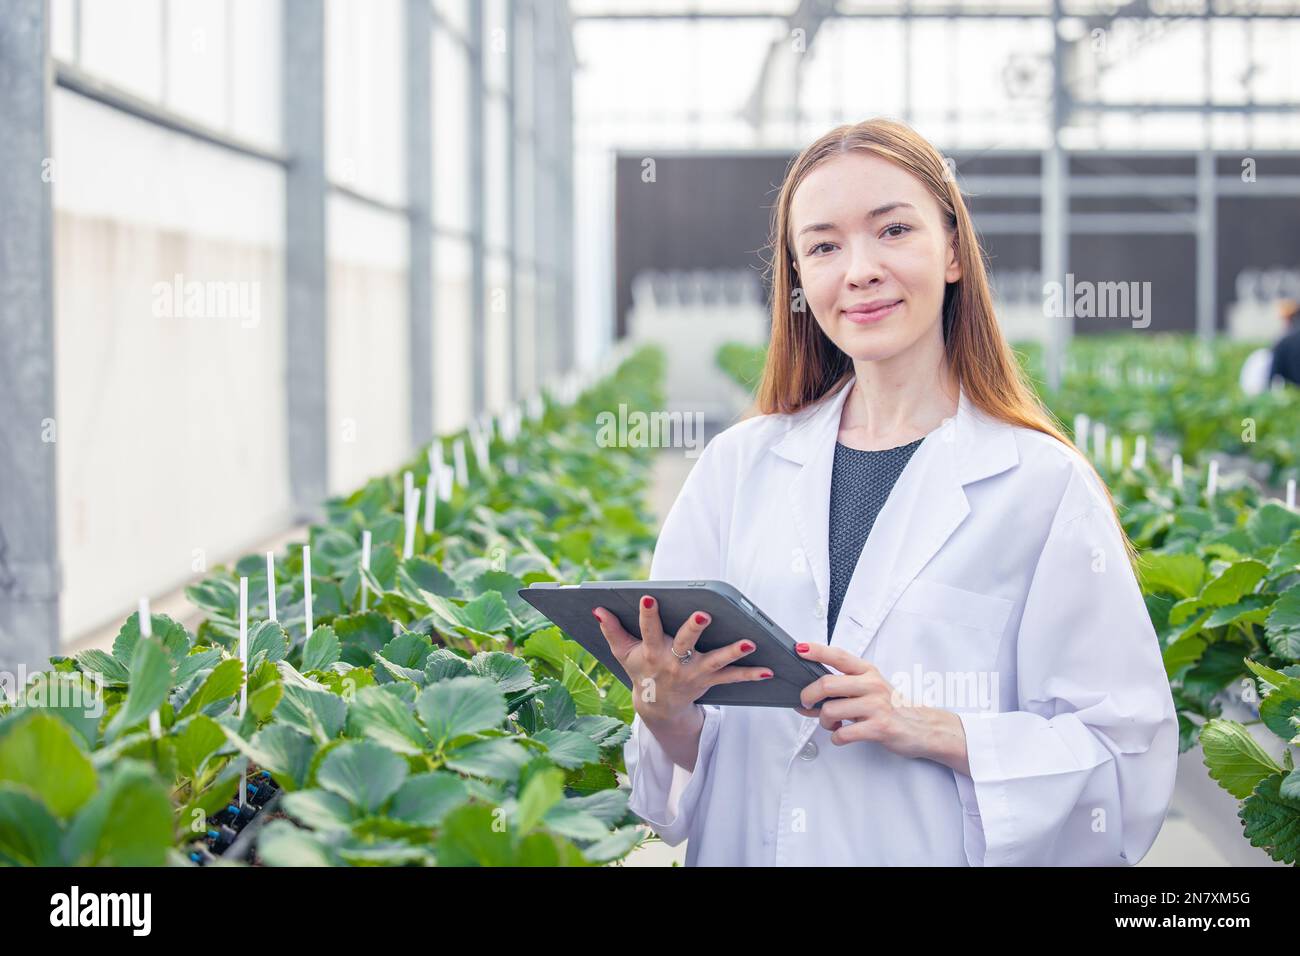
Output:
[{"xmin": 827, "ymin": 437, "xmax": 925, "ymax": 642}]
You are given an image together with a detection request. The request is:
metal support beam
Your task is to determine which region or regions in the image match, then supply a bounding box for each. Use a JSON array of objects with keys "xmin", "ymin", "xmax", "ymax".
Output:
[
  {"xmin": 406, "ymin": 0, "xmax": 434, "ymax": 447},
  {"xmin": 469, "ymin": 0, "xmax": 487, "ymax": 416},
  {"xmin": 506, "ymin": 0, "xmax": 520, "ymax": 401},
  {"xmin": 1042, "ymin": 0, "xmax": 1069, "ymax": 392},
  {"xmin": 1196, "ymin": 151, "xmax": 1218, "ymax": 341},
  {"xmin": 534, "ymin": 0, "xmax": 554, "ymax": 389},
  {"xmin": 0, "ymin": 0, "xmax": 60, "ymax": 672},
  {"xmin": 283, "ymin": 0, "xmax": 328, "ymax": 518},
  {"xmin": 556, "ymin": 1, "xmax": 575, "ymax": 376}
]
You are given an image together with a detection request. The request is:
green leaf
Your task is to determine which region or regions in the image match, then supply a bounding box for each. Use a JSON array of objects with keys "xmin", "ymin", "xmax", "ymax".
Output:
[
  {"xmin": 345, "ymin": 686, "xmax": 429, "ymax": 755},
  {"xmin": 1201, "ymin": 718, "xmax": 1284, "ymax": 799},
  {"xmin": 1247, "ymin": 502, "xmax": 1300, "ymax": 550},
  {"xmin": 533, "ymin": 729, "xmax": 601, "ymax": 769},
  {"xmin": 442, "ymin": 737, "xmax": 530, "ymax": 780},
  {"xmin": 248, "ymin": 660, "xmax": 284, "ymax": 720},
  {"xmin": 280, "ymin": 789, "xmax": 356, "ymax": 831},
  {"xmin": 434, "ymin": 803, "xmax": 516, "ymax": 866},
  {"xmin": 561, "ymin": 788, "xmax": 629, "ymax": 826},
  {"xmin": 333, "ymin": 611, "xmax": 394, "ymax": 665},
  {"xmin": 387, "ymin": 772, "xmax": 470, "ymax": 827},
  {"xmin": 1203, "ymin": 595, "xmax": 1272, "ymax": 630},
  {"xmin": 1239, "ymin": 773, "xmax": 1300, "ymax": 865},
  {"xmin": 519, "ymin": 626, "xmax": 579, "ymax": 674},
  {"xmin": 302, "ymin": 625, "xmax": 341, "ymax": 672},
  {"xmin": 543, "ymin": 803, "xmax": 614, "ymax": 842},
  {"xmin": 421, "ymin": 590, "xmax": 514, "ymax": 639},
  {"xmin": 256, "ymin": 819, "xmax": 336, "ymax": 866},
  {"xmin": 173, "ymin": 715, "xmax": 228, "ymax": 781},
  {"xmin": 0, "ymin": 713, "xmax": 97, "ymax": 818},
  {"xmin": 61, "ymin": 760, "xmax": 172, "ymax": 866},
  {"xmin": 1265, "ymin": 586, "xmax": 1300, "ymax": 659},
  {"xmin": 581, "ymin": 825, "xmax": 645, "ymax": 864},
  {"xmin": 516, "ymin": 766, "xmax": 565, "ymax": 834},
  {"xmin": 73, "ymin": 648, "xmax": 130, "ymax": 687},
  {"xmin": 469, "ymin": 651, "xmax": 535, "ymax": 694},
  {"xmin": 0, "ymin": 784, "xmax": 65, "ymax": 865},
  {"xmin": 562, "ymin": 659, "xmax": 603, "ymax": 715},
  {"xmin": 222, "ymin": 723, "xmax": 317, "ymax": 791},
  {"xmin": 601, "ymin": 679, "xmax": 635, "ymax": 723},
  {"xmin": 538, "ymin": 680, "xmax": 578, "ymax": 731},
  {"xmin": 424, "ymin": 649, "xmax": 472, "ymax": 683},
  {"xmin": 1199, "ymin": 560, "xmax": 1268, "ymax": 607},
  {"xmin": 274, "ymin": 683, "xmax": 348, "ymax": 744},
  {"xmin": 400, "ymin": 556, "xmax": 460, "ymax": 599},
  {"xmin": 179, "ymin": 658, "xmax": 244, "ymax": 718},
  {"xmin": 573, "ymin": 714, "xmax": 632, "ymax": 748},
  {"xmin": 19, "ymin": 671, "xmax": 104, "ymax": 748},
  {"xmin": 416, "ymin": 676, "xmax": 508, "ymax": 747},
  {"xmin": 175, "ymin": 647, "xmax": 224, "ymax": 687},
  {"xmin": 186, "ymin": 577, "xmax": 240, "ymax": 617},
  {"xmin": 381, "ymin": 631, "xmax": 434, "ymax": 669},
  {"xmin": 317, "ymin": 741, "xmax": 408, "ymax": 813},
  {"xmin": 1139, "ymin": 552, "xmax": 1205, "ymax": 600},
  {"xmin": 104, "ymin": 636, "xmax": 173, "ymax": 743},
  {"xmin": 248, "ymin": 620, "xmax": 290, "ymax": 669},
  {"xmin": 112, "ymin": 611, "xmax": 191, "ymax": 670}
]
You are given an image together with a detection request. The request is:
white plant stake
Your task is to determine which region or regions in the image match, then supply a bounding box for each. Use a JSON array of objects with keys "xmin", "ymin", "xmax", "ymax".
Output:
[
  {"xmin": 360, "ymin": 530, "xmax": 372, "ymax": 611},
  {"xmin": 304, "ymin": 545, "xmax": 313, "ymax": 637},
  {"xmin": 1092, "ymin": 423, "xmax": 1106, "ymax": 465},
  {"xmin": 429, "ymin": 439, "xmax": 445, "ymax": 480},
  {"xmin": 438, "ymin": 461, "xmax": 453, "ymax": 502},
  {"xmin": 404, "ymin": 488, "xmax": 420, "ymax": 559},
  {"xmin": 403, "ymin": 470, "xmax": 414, "ymax": 513},
  {"xmin": 424, "ymin": 468, "xmax": 437, "ymax": 534},
  {"xmin": 238, "ymin": 575, "xmax": 249, "ymax": 808},
  {"xmin": 1287, "ymin": 478, "xmax": 1296, "ymax": 510},
  {"xmin": 266, "ymin": 551, "xmax": 277, "ymax": 622},
  {"xmin": 1074, "ymin": 414, "xmax": 1090, "ymax": 456},
  {"xmin": 1172, "ymin": 453, "xmax": 1183, "ymax": 489},
  {"xmin": 452, "ymin": 438, "xmax": 469, "ymax": 487},
  {"xmin": 138, "ymin": 598, "xmax": 162, "ymax": 738},
  {"xmin": 1132, "ymin": 435, "xmax": 1147, "ymax": 470},
  {"xmin": 1110, "ymin": 436, "xmax": 1122, "ymax": 472},
  {"xmin": 1206, "ymin": 459, "xmax": 1219, "ymax": 503}
]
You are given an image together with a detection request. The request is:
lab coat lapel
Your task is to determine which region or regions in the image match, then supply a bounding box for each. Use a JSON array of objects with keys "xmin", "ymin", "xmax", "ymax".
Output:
[{"xmin": 769, "ymin": 374, "xmax": 1020, "ymax": 662}]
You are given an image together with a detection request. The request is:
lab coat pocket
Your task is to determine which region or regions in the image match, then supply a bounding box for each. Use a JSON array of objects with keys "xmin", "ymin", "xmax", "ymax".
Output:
[{"xmin": 875, "ymin": 578, "xmax": 1013, "ymax": 713}]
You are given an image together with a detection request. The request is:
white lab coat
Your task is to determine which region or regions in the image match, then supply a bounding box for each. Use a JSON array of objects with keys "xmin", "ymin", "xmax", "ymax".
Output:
[{"xmin": 624, "ymin": 375, "xmax": 1179, "ymax": 866}]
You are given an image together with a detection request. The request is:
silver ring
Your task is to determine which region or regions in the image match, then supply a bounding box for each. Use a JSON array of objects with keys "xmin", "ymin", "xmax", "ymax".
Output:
[{"xmin": 670, "ymin": 646, "xmax": 693, "ymax": 664}]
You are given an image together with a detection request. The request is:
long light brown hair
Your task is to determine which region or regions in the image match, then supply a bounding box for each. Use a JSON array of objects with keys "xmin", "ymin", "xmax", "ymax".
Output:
[{"xmin": 753, "ymin": 117, "xmax": 1139, "ymax": 570}]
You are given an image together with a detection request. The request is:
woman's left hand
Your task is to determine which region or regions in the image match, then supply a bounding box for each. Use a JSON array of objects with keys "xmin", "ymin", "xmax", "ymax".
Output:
[{"xmin": 793, "ymin": 642, "xmax": 970, "ymax": 775}]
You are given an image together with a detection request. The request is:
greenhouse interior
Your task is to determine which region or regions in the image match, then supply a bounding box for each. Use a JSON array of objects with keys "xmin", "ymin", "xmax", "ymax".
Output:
[{"xmin": 1, "ymin": 0, "xmax": 1299, "ymax": 901}]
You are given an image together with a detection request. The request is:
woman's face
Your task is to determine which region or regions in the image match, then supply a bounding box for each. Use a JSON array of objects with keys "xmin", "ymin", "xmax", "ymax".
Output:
[{"xmin": 788, "ymin": 150, "xmax": 960, "ymax": 364}]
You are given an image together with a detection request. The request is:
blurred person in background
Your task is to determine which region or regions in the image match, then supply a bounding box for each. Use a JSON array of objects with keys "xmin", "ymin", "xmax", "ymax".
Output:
[{"xmin": 1269, "ymin": 298, "xmax": 1300, "ymax": 388}]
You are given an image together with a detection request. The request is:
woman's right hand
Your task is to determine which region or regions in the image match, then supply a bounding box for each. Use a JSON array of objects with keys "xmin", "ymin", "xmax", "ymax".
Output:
[{"xmin": 592, "ymin": 594, "xmax": 772, "ymax": 726}]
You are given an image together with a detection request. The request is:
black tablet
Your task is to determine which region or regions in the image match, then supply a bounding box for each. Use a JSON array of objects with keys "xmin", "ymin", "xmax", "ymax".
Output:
[{"xmin": 517, "ymin": 579, "xmax": 832, "ymax": 707}]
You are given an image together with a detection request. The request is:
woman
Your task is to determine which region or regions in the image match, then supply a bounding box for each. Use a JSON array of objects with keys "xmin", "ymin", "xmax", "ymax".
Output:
[{"xmin": 594, "ymin": 118, "xmax": 1179, "ymax": 866}]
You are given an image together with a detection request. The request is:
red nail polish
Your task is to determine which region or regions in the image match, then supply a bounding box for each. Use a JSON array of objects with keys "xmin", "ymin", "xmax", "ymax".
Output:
[
  {"xmin": 694, "ymin": 613, "xmax": 708, "ymax": 625},
  {"xmin": 796, "ymin": 643, "xmax": 809, "ymax": 653},
  {"xmin": 761, "ymin": 671, "xmax": 773, "ymax": 679},
  {"xmin": 740, "ymin": 641, "xmax": 755, "ymax": 652},
  {"xmin": 592, "ymin": 609, "xmax": 601, "ymax": 619},
  {"xmin": 642, "ymin": 596, "xmax": 654, "ymax": 609}
]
